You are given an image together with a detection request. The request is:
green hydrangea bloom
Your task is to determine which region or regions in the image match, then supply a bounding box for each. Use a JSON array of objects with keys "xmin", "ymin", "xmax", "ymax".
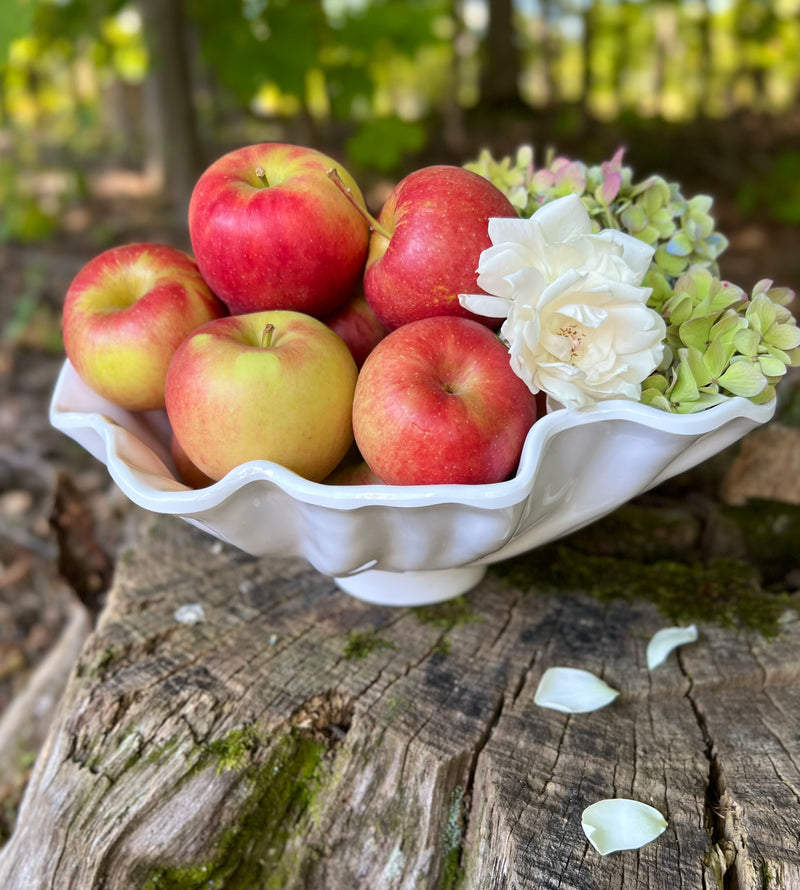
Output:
[
  {"xmin": 464, "ymin": 145, "xmax": 728, "ymax": 282},
  {"xmin": 464, "ymin": 146, "xmax": 798, "ymax": 413},
  {"xmin": 641, "ymin": 270, "xmax": 800, "ymax": 413}
]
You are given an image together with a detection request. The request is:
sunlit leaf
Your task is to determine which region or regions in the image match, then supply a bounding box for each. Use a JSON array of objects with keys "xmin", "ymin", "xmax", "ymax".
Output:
[
  {"xmin": 0, "ymin": 0, "xmax": 35, "ymax": 64},
  {"xmin": 346, "ymin": 117, "xmax": 427, "ymax": 172}
]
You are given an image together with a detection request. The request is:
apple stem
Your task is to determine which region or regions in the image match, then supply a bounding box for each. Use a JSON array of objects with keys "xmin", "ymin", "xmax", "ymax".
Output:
[
  {"xmin": 261, "ymin": 323, "xmax": 275, "ymax": 348},
  {"xmin": 327, "ymin": 167, "xmax": 392, "ymax": 241},
  {"xmin": 255, "ymin": 166, "xmax": 270, "ymax": 188}
]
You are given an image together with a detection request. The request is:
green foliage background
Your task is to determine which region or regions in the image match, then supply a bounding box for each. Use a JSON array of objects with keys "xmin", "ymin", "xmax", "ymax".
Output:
[{"xmin": 2, "ymin": 0, "xmax": 800, "ymax": 242}]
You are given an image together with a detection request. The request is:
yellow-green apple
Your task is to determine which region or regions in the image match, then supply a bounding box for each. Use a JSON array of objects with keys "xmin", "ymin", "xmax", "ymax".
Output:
[
  {"xmin": 323, "ymin": 441, "xmax": 384, "ymax": 485},
  {"xmin": 359, "ymin": 165, "xmax": 517, "ymax": 330},
  {"xmin": 188, "ymin": 143, "xmax": 370, "ymax": 317},
  {"xmin": 165, "ymin": 310, "xmax": 358, "ymax": 482},
  {"xmin": 352, "ymin": 316, "xmax": 538, "ymax": 485},
  {"xmin": 324, "ymin": 460, "xmax": 383, "ymax": 485},
  {"xmin": 322, "ymin": 290, "xmax": 388, "ymax": 368},
  {"xmin": 61, "ymin": 242, "xmax": 227, "ymax": 411},
  {"xmin": 324, "ymin": 458, "xmax": 384, "ymax": 486}
]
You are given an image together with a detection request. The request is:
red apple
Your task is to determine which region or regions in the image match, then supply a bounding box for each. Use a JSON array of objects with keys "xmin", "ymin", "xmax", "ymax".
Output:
[
  {"xmin": 322, "ymin": 290, "xmax": 388, "ymax": 368},
  {"xmin": 362, "ymin": 165, "xmax": 517, "ymax": 330},
  {"xmin": 352, "ymin": 316, "xmax": 538, "ymax": 485},
  {"xmin": 61, "ymin": 242, "xmax": 227, "ymax": 411},
  {"xmin": 170, "ymin": 433, "xmax": 214, "ymax": 489},
  {"xmin": 165, "ymin": 310, "xmax": 358, "ymax": 483},
  {"xmin": 188, "ymin": 143, "xmax": 370, "ymax": 317}
]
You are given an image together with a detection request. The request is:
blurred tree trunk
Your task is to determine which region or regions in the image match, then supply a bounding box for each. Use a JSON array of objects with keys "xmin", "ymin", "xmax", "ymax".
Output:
[
  {"xmin": 697, "ymin": 0, "xmax": 713, "ymax": 107},
  {"xmin": 0, "ymin": 75, "xmax": 8, "ymax": 125},
  {"xmin": 653, "ymin": 4, "xmax": 677, "ymax": 114},
  {"xmin": 101, "ymin": 81, "xmax": 144, "ymax": 168},
  {"xmin": 480, "ymin": 0, "xmax": 521, "ymax": 106},
  {"xmin": 733, "ymin": 0, "xmax": 771, "ymax": 103},
  {"xmin": 540, "ymin": 0, "xmax": 557, "ymax": 105},
  {"xmin": 138, "ymin": 0, "xmax": 203, "ymax": 223},
  {"xmin": 580, "ymin": 2, "xmax": 594, "ymax": 110},
  {"xmin": 438, "ymin": 0, "xmax": 468, "ymax": 156}
]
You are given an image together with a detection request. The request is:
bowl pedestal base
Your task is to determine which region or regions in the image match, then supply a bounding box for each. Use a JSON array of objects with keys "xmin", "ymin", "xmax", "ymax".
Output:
[{"xmin": 333, "ymin": 564, "xmax": 487, "ymax": 606}]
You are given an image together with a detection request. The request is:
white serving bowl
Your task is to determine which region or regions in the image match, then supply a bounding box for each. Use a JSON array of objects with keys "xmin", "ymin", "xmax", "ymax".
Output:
[{"xmin": 50, "ymin": 360, "xmax": 774, "ymax": 606}]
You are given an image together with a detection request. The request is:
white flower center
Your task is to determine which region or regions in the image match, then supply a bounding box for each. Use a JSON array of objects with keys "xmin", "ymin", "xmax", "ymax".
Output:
[
  {"xmin": 459, "ymin": 194, "xmax": 667, "ymax": 409},
  {"xmin": 559, "ymin": 322, "xmax": 586, "ymax": 361}
]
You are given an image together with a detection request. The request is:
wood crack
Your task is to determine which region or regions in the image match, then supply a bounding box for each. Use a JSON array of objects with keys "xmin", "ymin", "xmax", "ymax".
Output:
[
  {"xmin": 679, "ymin": 651, "xmax": 737, "ymax": 890},
  {"xmin": 456, "ymin": 689, "xmax": 506, "ymax": 882}
]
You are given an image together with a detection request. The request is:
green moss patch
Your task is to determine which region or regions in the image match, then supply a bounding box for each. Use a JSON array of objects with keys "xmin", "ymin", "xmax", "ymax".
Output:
[
  {"xmin": 413, "ymin": 597, "xmax": 480, "ymax": 631},
  {"xmin": 342, "ymin": 630, "xmax": 396, "ymax": 660},
  {"xmin": 495, "ymin": 543, "xmax": 793, "ymax": 638},
  {"xmin": 437, "ymin": 785, "xmax": 465, "ymax": 890},
  {"xmin": 192, "ymin": 724, "xmax": 263, "ymax": 776},
  {"xmin": 143, "ymin": 730, "xmax": 327, "ymax": 890},
  {"xmin": 492, "ymin": 494, "xmax": 800, "ymax": 638}
]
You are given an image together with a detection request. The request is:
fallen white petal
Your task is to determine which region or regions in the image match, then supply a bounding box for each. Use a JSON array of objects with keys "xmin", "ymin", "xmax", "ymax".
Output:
[
  {"xmin": 174, "ymin": 603, "xmax": 205, "ymax": 626},
  {"xmin": 646, "ymin": 624, "xmax": 698, "ymax": 670},
  {"xmin": 581, "ymin": 798, "xmax": 668, "ymax": 855},
  {"xmin": 534, "ymin": 667, "xmax": 619, "ymax": 713}
]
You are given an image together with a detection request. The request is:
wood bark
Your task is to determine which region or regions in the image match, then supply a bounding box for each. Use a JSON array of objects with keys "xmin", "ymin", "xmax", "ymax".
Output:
[{"xmin": 0, "ymin": 504, "xmax": 798, "ymax": 889}]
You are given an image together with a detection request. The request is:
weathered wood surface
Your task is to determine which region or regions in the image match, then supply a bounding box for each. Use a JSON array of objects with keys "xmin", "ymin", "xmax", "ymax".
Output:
[{"xmin": 0, "ymin": 497, "xmax": 798, "ymax": 889}]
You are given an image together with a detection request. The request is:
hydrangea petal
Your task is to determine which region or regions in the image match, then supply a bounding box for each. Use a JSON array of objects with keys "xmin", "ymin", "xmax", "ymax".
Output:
[
  {"xmin": 646, "ymin": 624, "xmax": 698, "ymax": 669},
  {"xmin": 581, "ymin": 799, "xmax": 668, "ymax": 855},
  {"xmin": 533, "ymin": 667, "xmax": 619, "ymax": 713}
]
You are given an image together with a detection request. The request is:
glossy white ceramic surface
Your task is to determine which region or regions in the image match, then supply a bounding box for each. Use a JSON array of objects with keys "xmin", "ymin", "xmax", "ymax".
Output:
[{"xmin": 50, "ymin": 360, "xmax": 774, "ymax": 605}]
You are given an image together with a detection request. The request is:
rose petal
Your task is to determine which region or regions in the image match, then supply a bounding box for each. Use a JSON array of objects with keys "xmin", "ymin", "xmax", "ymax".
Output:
[
  {"xmin": 530, "ymin": 193, "xmax": 593, "ymax": 242},
  {"xmin": 533, "ymin": 667, "xmax": 619, "ymax": 713},
  {"xmin": 174, "ymin": 603, "xmax": 205, "ymax": 626},
  {"xmin": 486, "ymin": 216, "xmax": 540, "ymax": 246},
  {"xmin": 646, "ymin": 624, "xmax": 698, "ymax": 670},
  {"xmin": 472, "ymin": 193, "xmax": 663, "ymax": 408},
  {"xmin": 606, "ymin": 230, "xmax": 656, "ymax": 279},
  {"xmin": 457, "ymin": 293, "xmax": 511, "ymax": 318},
  {"xmin": 581, "ymin": 799, "xmax": 668, "ymax": 855}
]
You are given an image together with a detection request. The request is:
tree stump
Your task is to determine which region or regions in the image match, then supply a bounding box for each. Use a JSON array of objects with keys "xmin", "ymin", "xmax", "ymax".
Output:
[{"xmin": 0, "ymin": 498, "xmax": 798, "ymax": 889}]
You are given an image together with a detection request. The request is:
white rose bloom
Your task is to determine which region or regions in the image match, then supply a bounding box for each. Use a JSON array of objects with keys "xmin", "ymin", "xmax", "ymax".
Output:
[{"xmin": 460, "ymin": 193, "xmax": 667, "ymax": 409}]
